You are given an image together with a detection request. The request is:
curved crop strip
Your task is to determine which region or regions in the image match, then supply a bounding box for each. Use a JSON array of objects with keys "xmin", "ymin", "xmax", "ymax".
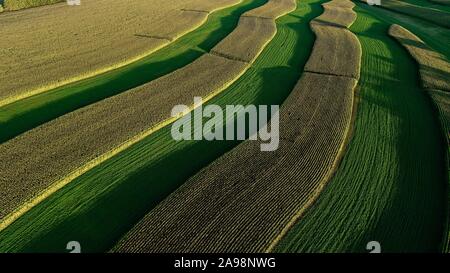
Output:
[
  {"xmin": 389, "ymin": 24, "xmax": 450, "ymax": 251},
  {"xmin": 210, "ymin": 16, "xmax": 277, "ymax": 63},
  {"xmin": 388, "ymin": 25, "xmax": 450, "ymax": 92},
  {"xmin": 0, "ymin": 0, "xmax": 241, "ymax": 107},
  {"xmin": 0, "ymin": 0, "xmax": 288, "ymax": 241},
  {"xmin": 113, "ymin": 0, "xmax": 360, "ymax": 253},
  {"xmin": 243, "ymin": 0, "xmax": 296, "ymax": 18},
  {"xmin": 312, "ymin": 1, "xmax": 356, "ymax": 27},
  {"xmin": 361, "ymin": 0, "xmax": 450, "ymax": 28},
  {"xmin": 274, "ymin": 5, "xmax": 447, "ymax": 253},
  {"xmin": 0, "ymin": 0, "xmax": 267, "ymax": 144},
  {"xmin": 305, "ymin": 0, "xmax": 361, "ymax": 78},
  {"xmin": 0, "ymin": 0, "xmax": 322, "ymax": 253}
]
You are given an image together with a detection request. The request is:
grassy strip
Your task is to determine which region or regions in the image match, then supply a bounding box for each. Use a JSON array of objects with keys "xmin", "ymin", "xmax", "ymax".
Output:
[
  {"xmin": 371, "ymin": 0, "xmax": 450, "ymax": 28},
  {"xmin": 359, "ymin": 2, "xmax": 450, "ymax": 61},
  {"xmin": 0, "ymin": 0, "xmax": 266, "ymax": 144},
  {"xmin": 401, "ymin": 0, "xmax": 450, "ymax": 12},
  {"xmin": 0, "ymin": 0, "xmax": 323, "ymax": 253},
  {"xmin": 389, "ymin": 24, "xmax": 450, "ymax": 252},
  {"xmin": 274, "ymin": 4, "xmax": 447, "ymax": 252},
  {"xmin": 3, "ymin": 0, "xmax": 62, "ymax": 11}
]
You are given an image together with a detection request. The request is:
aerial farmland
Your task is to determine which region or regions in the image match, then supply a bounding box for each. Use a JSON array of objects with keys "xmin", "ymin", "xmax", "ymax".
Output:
[{"xmin": 0, "ymin": 0, "xmax": 449, "ymax": 259}]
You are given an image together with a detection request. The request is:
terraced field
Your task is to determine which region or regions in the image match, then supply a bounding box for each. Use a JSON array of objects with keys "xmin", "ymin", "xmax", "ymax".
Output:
[
  {"xmin": 274, "ymin": 3, "xmax": 447, "ymax": 253},
  {"xmin": 0, "ymin": 0, "xmax": 449, "ymax": 254},
  {"xmin": 0, "ymin": 0, "xmax": 240, "ymax": 106},
  {"xmin": 0, "ymin": 0, "xmax": 312, "ymax": 252},
  {"xmin": 0, "ymin": 0, "xmax": 267, "ymax": 143}
]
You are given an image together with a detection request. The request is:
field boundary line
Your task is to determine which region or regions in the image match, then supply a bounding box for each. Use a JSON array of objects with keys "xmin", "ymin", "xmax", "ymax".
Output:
[{"xmin": 0, "ymin": 0, "xmax": 243, "ymax": 109}]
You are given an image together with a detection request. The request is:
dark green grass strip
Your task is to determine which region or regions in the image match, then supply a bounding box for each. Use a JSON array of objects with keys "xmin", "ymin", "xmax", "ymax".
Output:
[
  {"xmin": 401, "ymin": 0, "xmax": 450, "ymax": 12},
  {"xmin": 359, "ymin": 1, "xmax": 450, "ymax": 60},
  {"xmin": 275, "ymin": 4, "xmax": 447, "ymax": 253},
  {"xmin": 0, "ymin": 0, "xmax": 324, "ymax": 253},
  {"xmin": 0, "ymin": 0, "xmax": 266, "ymax": 143}
]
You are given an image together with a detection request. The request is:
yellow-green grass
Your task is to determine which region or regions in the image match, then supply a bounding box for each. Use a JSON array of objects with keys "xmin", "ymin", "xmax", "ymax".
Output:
[
  {"xmin": 0, "ymin": 0, "xmax": 324, "ymax": 253},
  {"xmin": 389, "ymin": 24, "xmax": 450, "ymax": 251},
  {"xmin": 274, "ymin": 4, "xmax": 447, "ymax": 252},
  {"xmin": 363, "ymin": 0, "xmax": 450, "ymax": 28},
  {"xmin": 0, "ymin": 0, "xmax": 241, "ymax": 107},
  {"xmin": 0, "ymin": 0, "xmax": 284, "ymax": 238},
  {"xmin": 114, "ymin": 72, "xmax": 357, "ymax": 253},
  {"xmin": 3, "ymin": 0, "xmax": 62, "ymax": 11},
  {"xmin": 0, "ymin": 0, "xmax": 267, "ymax": 144}
]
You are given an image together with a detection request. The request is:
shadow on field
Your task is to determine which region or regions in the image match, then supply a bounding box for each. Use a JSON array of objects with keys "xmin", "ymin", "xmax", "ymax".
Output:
[{"xmin": 354, "ymin": 17, "xmax": 446, "ymax": 253}]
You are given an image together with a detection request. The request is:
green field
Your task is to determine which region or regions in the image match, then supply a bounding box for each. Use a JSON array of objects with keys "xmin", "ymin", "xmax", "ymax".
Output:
[
  {"xmin": 0, "ymin": 0, "xmax": 324, "ymax": 253},
  {"xmin": 0, "ymin": 0, "xmax": 267, "ymax": 144},
  {"xmin": 274, "ymin": 3, "xmax": 447, "ymax": 253}
]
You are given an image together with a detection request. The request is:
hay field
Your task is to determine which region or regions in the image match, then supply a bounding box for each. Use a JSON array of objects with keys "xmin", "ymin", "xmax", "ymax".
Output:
[
  {"xmin": 211, "ymin": 16, "xmax": 276, "ymax": 62},
  {"xmin": 0, "ymin": 0, "xmax": 266, "ymax": 144},
  {"xmin": 0, "ymin": 0, "xmax": 323, "ymax": 253},
  {"xmin": 0, "ymin": 0, "xmax": 284, "ymax": 239},
  {"xmin": 275, "ymin": 4, "xmax": 447, "ymax": 252},
  {"xmin": 0, "ymin": 0, "xmax": 240, "ymax": 107},
  {"xmin": 244, "ymin": 0, "xmax": 296, "ymax": 18}
]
